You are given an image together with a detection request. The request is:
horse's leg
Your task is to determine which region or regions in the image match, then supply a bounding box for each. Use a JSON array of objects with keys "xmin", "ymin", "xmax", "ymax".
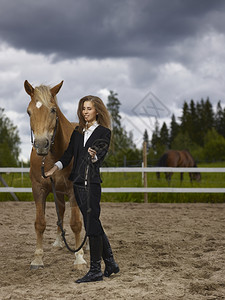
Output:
[
  {"xmin": 180, "ymin": 172, "xmax": 183, "ymax": 184},
  {"xmin": 52, "ymin": 192, "xmax": 65, "ymax": 248},
  {"xmin": 165, "ymin": 172, "xmax": 169, "ymax": 185},
  {"xmin": 69, "ymin": 191, "xmax": 87, "ymax": 269},
  {"xmin": 164, "ymin": 172, "xmax": 167, "ymax": 182},
  {"xmin": 189, "ymin": 173, "xmax": 193, "ymax": 184},
  {"xmin": 169, "ymin": 172, "xmax": 173, "ymax": 185},
  {"xmin": 30, "ymin": 189, "xmax": 47, "ymax": 269},
  {"xmin": 165, "ymin": 172, "xmax": 172, "ymax": 185}
]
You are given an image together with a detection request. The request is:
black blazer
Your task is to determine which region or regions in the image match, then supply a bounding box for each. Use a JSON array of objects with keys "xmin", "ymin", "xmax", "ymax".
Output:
[{"xmin": 60, "ymin": 125, "xmax": 111, "ymax": 183}]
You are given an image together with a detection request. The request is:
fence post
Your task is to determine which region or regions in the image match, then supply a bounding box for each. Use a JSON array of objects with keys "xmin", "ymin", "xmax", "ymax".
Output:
[{"xmin": 143, "ymin": 141, "xmax": 148, "ymax": 203}]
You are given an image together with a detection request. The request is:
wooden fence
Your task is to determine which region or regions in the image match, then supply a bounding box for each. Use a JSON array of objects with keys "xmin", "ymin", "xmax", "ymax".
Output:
[{"xmin": 0, "ymin": 167, "xmax": 225, "ymax": 197}]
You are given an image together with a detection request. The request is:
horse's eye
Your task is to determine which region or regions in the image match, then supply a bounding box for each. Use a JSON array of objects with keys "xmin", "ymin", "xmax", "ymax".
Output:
[{"xmin": 51, "ymin": 107, "xmax": 56, "ymax": 113}]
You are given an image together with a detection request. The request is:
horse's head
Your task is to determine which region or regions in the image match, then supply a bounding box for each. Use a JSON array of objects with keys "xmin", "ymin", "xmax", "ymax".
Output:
[
  {"xmin": 192, "ymin": 172, "xmax": 201, "ymax": 182},
  {"xmin": 24, "ymin": 80, "xmax": 63, "ymax": 156}
]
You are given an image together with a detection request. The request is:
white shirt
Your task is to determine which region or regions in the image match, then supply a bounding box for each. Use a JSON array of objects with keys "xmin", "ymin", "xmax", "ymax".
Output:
[
  {"xmin": 83, "ymin": 121, "xmax": 99, "ymax": 146},
  {"xmin": 55, "ymin": 121, "xmax": 99, "ymax": 170}
]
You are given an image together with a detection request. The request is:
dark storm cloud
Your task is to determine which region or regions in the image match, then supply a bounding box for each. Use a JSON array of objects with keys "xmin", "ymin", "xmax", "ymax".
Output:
[{"xmin": 0, "ymin": 0, "xmax": 224, "ymax": 61}]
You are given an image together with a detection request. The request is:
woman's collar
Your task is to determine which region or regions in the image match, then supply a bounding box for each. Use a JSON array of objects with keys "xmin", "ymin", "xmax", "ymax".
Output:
[{"xmin": 83, "ymin": 121, "xmax": 99, "ymax": 132}]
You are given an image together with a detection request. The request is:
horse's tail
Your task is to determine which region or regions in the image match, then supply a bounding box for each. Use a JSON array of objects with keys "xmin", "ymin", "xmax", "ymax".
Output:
[{"xmin": 156, "ymin": 152, "xmax": 168, "ymax": 180}]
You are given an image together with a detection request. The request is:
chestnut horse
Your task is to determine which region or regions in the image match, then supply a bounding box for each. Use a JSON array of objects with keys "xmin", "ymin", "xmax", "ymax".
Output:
[
  {"xmin": 24, "ymin": 80, "xmax": 86, "ymax": 269},
  {"xmin": 156, "ymin": 150, "xmax": 201, "ymax": 184}
]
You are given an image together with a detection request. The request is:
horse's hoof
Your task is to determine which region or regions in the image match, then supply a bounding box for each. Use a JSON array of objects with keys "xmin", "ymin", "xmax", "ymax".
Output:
[{"xmin": 30, "ymin": 264, "xmax": 44, "ymax": 270}]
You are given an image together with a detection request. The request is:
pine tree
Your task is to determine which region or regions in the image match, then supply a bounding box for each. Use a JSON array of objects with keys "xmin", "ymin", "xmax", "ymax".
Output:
[
  {"xmin": 107, "ymin": 91, "xmax": 121, "ymax": 134},
  {"xmin": 169, "ymin": 114, "xmax": 179, "ymax": 147},
  {"xmin": 215, "ymin": 101, "xmax": 225, "ymax": 138},
  {"xmin": 150, "ymin": 119, "xmax": 165, "ymax": 162},
  {"xmin": 143, "ymin": 129, "xmax": 150, "ymax": 150},
  {"xmin": 151, "ymin": 119, "xmax": 160, "ymax": 152},
  {"xmin": 106, "ymin": 91, "xmax": 137, "ymax": 166},
  {"xmin": 196, "ymin": 98, "xmax": 214, "ymax": 146},
  {"xmin": 203, "ymin": 98, "xmax": 214, "ymax": 130},
  {"xmin": 179, "ymin": 101, "xmax": 189, "ymax": 134},
  {"xmin": 189, "ymin": 100, "xmax": 199, "ymax": 144},
  {"xmin": 160, "ymin": 122, "xmax": 169, "ymax": 149}
]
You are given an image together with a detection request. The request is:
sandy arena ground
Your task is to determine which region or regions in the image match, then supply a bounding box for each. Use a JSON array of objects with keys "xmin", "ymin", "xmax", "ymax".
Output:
[{"xmin": 0, "ymin": 201, "xmax": 225, "ymax": 300}]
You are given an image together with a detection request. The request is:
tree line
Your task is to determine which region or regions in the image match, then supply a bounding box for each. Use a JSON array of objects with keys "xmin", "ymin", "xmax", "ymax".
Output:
[
  {"xmin": 105, "ymin": 94, "xmax": 225, "ymax": 166},
  {"xmin": 0, "ymin": 95, "xmax": 225, "ymax": 167},
  {"xmin": 148, "ymin": 98, "xmax": 225, "ymax": 165}
]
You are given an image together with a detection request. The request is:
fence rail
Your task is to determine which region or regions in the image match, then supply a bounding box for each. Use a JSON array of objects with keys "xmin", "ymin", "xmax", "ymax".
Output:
[
  {"xmin": 0, "ymin": 167, "xmax": 225, "ymax": 195},
  {"xmin": 1, "ymin": 167, "xmax": 225, "ymax": 173}
]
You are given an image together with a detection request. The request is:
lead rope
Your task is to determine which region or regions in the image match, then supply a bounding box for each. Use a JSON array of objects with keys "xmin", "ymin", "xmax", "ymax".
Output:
[
  {"xmin": 41, "ymin": 156, "xmax": 88, "ymax": 253},
  {"xmin": 40, "ymin": 138, "xmax": 108, "ymax": 253}
]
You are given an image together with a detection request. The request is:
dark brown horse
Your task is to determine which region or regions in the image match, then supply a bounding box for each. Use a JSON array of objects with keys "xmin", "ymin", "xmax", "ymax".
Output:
[
  {"xmin": 24, "ymin": 80, "xmax": 86, "ymax": 269},
  {"xmin": 156, "ymin": 150, "xmax": 201, "ymax": 184}
]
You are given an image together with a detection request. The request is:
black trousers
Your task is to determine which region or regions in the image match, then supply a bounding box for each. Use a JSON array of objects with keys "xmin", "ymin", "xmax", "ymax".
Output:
[{"xmin": 73, "ymin": 183, "xmax": 104, "ymax": 236}]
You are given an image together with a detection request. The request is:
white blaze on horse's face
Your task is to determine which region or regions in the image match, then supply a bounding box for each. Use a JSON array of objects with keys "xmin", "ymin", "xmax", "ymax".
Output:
[
  {"xmin": 36, "ymin": 101, "xmax": 42, "ymax": 109},
  {"xmin": 24, "ymin": 80, "xmax": 63, "ymax": 156}
]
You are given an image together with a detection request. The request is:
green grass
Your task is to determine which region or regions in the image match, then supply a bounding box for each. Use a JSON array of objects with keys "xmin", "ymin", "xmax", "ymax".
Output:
[
  {"xmin": 0, "ymin": 162, "xmax": 225, "ymax": 203},
  {"xmin": 101, "ymin": 165, "xmax": 225, "ymax": 203}
]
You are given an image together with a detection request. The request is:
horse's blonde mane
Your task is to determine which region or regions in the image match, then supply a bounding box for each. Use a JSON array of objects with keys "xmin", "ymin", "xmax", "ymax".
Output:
[{"xmin": 34, "ymin": 85, "xmax": 58, "ymax": 107}]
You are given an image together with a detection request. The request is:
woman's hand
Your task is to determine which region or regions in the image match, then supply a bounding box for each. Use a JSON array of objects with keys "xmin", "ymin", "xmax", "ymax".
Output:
[
  {"xmin": 43, "ymin": 165, "xmax": 59, "ymax": 178},
  {"xmin": 88, "ymin": 147, "xmax": 97, "ymax": 159}
]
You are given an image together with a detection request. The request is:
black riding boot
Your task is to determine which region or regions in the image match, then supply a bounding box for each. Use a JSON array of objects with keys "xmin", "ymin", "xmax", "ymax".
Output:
[
  {"xmin": 75, "ymin": 235, "xmax": 103, "ymax": 283},
  {"xmin": 102, "ymin": 233, "xmax": 120, "ymax": 277}
]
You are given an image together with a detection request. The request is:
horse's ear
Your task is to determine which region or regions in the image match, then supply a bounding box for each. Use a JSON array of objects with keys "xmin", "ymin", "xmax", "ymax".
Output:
[
  {"xmin": 50, "ymin": 81, "xmax": 64, "ymax": 98},
  {"xmin": 24, "ymin": 80, "xmax": 34, "ymax": 96}
]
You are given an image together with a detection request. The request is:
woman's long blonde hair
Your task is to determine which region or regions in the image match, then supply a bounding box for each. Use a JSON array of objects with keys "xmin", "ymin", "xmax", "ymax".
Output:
[{"xmin": 77, "ymin": 95, "xmax": 111, "ymax": 132}]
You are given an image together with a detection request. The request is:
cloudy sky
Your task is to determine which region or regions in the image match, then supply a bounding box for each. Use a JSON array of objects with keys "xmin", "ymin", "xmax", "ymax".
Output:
[{"xmin": 1, "ymin": 0, "xmax": 225, "ymax": 162}]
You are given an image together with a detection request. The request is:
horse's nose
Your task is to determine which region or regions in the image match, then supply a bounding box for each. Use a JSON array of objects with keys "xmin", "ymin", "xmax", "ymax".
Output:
[
  {"xmin": 34, "ymin": 139, "xmax": 49, "ymax": 149},
  {"xmin": 33, "ymin": 138, "xmax": 50, "ymax": 155}
]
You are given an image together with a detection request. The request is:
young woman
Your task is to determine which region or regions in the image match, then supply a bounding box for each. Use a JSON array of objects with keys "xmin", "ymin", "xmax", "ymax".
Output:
[{"xmin": 45, "ymin": 95, "xmax": 119, "ymax": 283}]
